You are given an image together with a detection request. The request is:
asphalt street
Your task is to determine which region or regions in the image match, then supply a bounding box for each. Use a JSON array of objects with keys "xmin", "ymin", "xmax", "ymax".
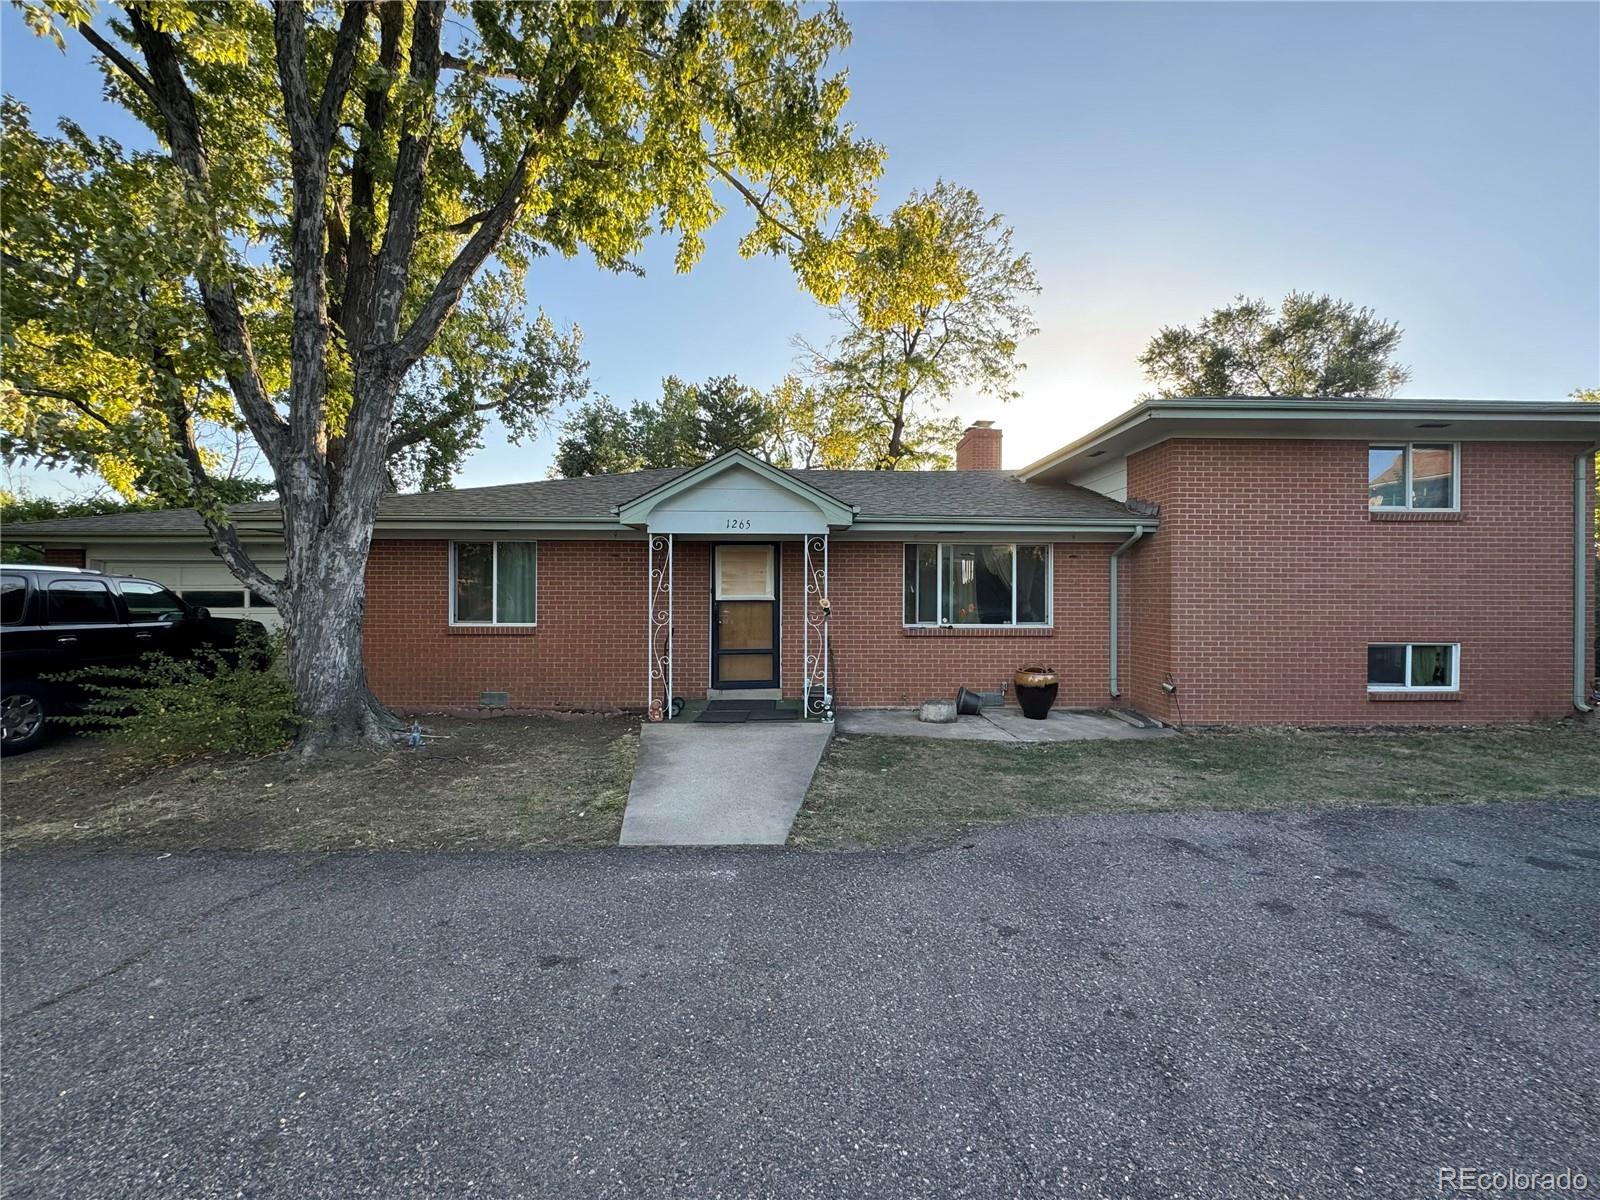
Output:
[{"xmin": 3, "ymin": 800, "xmax": 1597, "ymax": 1198}]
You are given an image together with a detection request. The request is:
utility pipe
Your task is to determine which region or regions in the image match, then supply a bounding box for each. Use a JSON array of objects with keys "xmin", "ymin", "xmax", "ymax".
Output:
[
  {"xmin": 1108, "ymin": 524, "xmax": 1146, "ymax": 700},
  {"xmin": 1576, "ymin": 446, "xmax": 1597, "ymax": 713}
]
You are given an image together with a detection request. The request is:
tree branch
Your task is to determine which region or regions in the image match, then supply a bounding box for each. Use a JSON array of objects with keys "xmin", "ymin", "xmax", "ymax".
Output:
[
  {"xmin": 73, "ymin": 20, "xmax": 159, "ymax": 109},
  {"xmin": 317, "ymin": 1, "xmax": 369, "ymax": 150},
  {"xmin": 125, "ymin": 9, "xmax": 289, "ymax": 473},
  {"xmin": 14, "ymin": 385, "xmax": 116, "ymax": 430},
  {"xmin": 707, "ymin": 161, "xmax": 808, "ymax": 244},
  {"xmin": 387, "ymin": 142, "xmax": 535, "ymax": 372},
  {"xmin": 272, "ymin": 1, "xmax": 336, "ymax": 463},
  {"xmin": 339, "ymin": 1, "xmax": 403, "ymax": 347},
  {"xmin": 366, "ymin": 0, "xmax": 444, "ymax": 345},
  {"xmin": 149, "ymin": 350, "xmax": 281, "ymax": 601},
  {"xmin": 385, "ymin": 397, "xmax": 501, "ymax": 456}
]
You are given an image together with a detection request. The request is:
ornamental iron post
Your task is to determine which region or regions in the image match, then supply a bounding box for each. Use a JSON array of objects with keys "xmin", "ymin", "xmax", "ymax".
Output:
[
  {"xmin": 647, "ymin": 534, "xmax": 673, "ymax": 720},
  {"xmin": 802, "ymin": 534, "xmax": 832, "ymax": 721}
]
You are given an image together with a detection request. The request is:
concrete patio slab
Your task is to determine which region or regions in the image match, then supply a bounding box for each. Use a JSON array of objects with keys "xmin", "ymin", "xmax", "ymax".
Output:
[
  {"xmin": 836, "ymin": 706, "xmax": 1176, "ymax": 742},
  {"xmin": 619, "ymin": 720, "xmax": 833, "ymax": 846}
]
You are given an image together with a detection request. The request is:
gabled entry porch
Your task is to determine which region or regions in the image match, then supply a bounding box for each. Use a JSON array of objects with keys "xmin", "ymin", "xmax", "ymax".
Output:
[{"xmin": 616, "ymin": 450, "xmax": 855, "ymax": 723}]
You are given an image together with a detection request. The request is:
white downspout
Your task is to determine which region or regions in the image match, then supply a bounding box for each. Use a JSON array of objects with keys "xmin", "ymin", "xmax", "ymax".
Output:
[
  {"xmin": 1576, "ymin": 447, "xmax": 1596, "ymax": 713},
  {"xmin": 1109, "ymin": 524, "xmax": 1146, "ymax": 700}
]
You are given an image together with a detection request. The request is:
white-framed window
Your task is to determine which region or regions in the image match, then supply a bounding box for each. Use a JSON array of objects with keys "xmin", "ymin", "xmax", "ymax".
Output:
[
  {"xmin": 1367, "ymin": 643, "xmax": 1459, "ymax": 692},
  {"xmin": 451, "ymin": 540, "xmax": 537, "ymax": 626},
  {"xmin": 903, "ymin": 543, "xmax": 1051, "ymax": 627},
  {"xmin": 1368, "ymin": 443, "xmax": 1459, "ymax": 511}
]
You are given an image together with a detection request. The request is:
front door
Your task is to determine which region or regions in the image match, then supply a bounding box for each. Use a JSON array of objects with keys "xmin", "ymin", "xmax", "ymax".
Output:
[{"xmin": 712, "ymin": 544, "xmax": 778, "ymax": 689}]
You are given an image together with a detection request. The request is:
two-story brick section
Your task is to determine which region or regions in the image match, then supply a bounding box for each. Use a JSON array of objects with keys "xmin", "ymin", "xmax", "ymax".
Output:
[{"xmin": 8, "ymin": 397, "xmax": 1596, "ymax": 725}]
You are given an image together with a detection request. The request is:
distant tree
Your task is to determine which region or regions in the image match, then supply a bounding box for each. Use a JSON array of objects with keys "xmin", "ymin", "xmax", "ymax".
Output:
[
  {"xmin": 551, "ymin": 400, "xmax": 641, "ymax": 480},
  {"xmin": 553, "ymin": 376, "xmax": 776, "ymax": 475},
  {"xmin": 1139, "ymin": 292, "xmax": 1410, "ymax": 400},
  {"xmin": 762, "ymin": 375, "xmax": 873, "ymax": 469},
  {"xmin": 802, "ymin": 180, "xmax": 1038, "ymax": 469}
]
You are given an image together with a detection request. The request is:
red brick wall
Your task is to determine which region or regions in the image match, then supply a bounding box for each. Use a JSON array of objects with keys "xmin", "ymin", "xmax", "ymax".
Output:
[
  {"xmin": 365, "ymin": 539, "xmax": 649, "ymax": 711},
  {"xmin": 1122, "ymin": 438, "xmax": 1595, "ymax": 725},
  {"xmin": 362, "ymin": 536, "xmax": 1120, "ymax": 712},
  {"xmin": 40, "ymin": 546, "xmax": 87, "ymax": 568},
  {"xmin": 826, "ymin": 540, "xmax": 1113, "ymax": 708}
]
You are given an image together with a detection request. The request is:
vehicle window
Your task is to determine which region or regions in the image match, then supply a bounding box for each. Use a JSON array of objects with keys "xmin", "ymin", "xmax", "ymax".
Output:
[
  {"xmin": 119, "ymin": 580, "xmax": 187, "ymax": 622},
  {"xmin": 47, "ymin": 578, "xmax": 119, "ymax": 624},
  {"xmin": 1, "ymin": 575, "xmax": 26, "ymax": 625}
]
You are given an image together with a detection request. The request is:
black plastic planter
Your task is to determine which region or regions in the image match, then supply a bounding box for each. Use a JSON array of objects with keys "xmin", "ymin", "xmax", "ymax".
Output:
[{"xmin": 1013, "ymin": 667, "xmax": 1059, "ymax": 720}]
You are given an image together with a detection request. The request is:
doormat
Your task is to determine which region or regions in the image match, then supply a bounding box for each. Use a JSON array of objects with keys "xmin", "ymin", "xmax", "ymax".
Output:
[
  {"xmin": 695, "ymin": 707, "xmax": 749, "ymax": 723},
  {"xmin": 694, "ymin": 699, "xmax": 801, "ymax": 723}
]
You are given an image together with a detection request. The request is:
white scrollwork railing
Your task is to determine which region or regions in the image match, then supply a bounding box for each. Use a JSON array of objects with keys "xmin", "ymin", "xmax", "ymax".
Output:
[
  {"xmin": 647, "ymin": 534, "xmax": 673, "ymax": 720},
  {"xmin": 802, "ymin": 534, "xmax": 832, "ymax": 721}
]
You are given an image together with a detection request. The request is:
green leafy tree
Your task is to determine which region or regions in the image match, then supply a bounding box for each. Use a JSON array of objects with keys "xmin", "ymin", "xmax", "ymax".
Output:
[
  {"xmin": 802, "ymin": 180, "xmax": 1039, "ymax": 469},
  {"xmin": 761, "ymin": 374, "xmax": 872, "ymax": 469},
  {"xmin": 1139, "ymin": 292, "xmax": 1411, "ymax": 399},
  {"xmin": 554, "ymin": 375, "xmax": 775, "ymax": 475},
  {"xmin": 3, "ymin": 1, "xmax": 882, "ymax": 748},
  {"xmin": 551, "ymin": 399, "xmax": 642, "ymax": 479}
]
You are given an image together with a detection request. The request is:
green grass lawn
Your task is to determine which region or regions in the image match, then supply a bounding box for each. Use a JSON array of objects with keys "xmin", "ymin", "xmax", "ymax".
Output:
[{"xmin": 790, "ymin": 724, "xmax": 1600, "ymax": 848}]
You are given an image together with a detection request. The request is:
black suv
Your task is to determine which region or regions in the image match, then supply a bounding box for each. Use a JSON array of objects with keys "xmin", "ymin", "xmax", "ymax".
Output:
[{"xmin": 0, "ymin": 565, "xmax": 266, "ymax": 754}]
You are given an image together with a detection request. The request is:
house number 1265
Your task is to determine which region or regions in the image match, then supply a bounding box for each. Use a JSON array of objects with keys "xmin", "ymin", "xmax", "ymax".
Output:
[{"xmin": 724, "ymin": 517, "xmax": 752, "ymax": 530}]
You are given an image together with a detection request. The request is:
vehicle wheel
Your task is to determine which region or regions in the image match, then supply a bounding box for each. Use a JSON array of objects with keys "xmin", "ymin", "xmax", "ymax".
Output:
[{"xmin": 0, "ymin": 683, "xmax": 50, "ymax": 755}]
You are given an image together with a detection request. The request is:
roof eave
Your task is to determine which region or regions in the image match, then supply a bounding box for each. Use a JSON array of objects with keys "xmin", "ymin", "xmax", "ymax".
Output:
[{"xmin": 1019, "ymin": 398, "xmax": 1600, "ymax": 481}]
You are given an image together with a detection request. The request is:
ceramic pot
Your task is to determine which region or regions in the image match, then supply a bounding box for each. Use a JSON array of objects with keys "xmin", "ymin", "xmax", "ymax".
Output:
[{"xmin": 1013, "ymin": 666, "xmax": 1059, "ymax": 720}]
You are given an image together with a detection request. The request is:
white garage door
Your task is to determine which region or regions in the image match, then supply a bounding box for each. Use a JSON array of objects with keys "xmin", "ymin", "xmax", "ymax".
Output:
[{"xmin": 99, "ymin": 560, "xmax": 284, "ymax": 631}]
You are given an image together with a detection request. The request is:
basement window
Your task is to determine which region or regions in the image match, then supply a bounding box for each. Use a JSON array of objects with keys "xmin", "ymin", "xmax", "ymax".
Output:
[
  {"xmin": 451, "ymin": 541, "xmax": 537, "ymax": 625},
  {"xmin": 903, "ymin": 543, "xmax": 1050, "ymax": 627},
  {"xmin": 1367, "ymin": 643, "xmax": 1459, "ymax": 692},
  {"xmin": 1368, "ymin": 443, "xmax": 1458, "ymax": 511}
]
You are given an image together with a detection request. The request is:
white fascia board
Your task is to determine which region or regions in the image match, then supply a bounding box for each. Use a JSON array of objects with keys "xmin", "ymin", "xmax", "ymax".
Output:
[{"xmin": 1020, "ymin": 399, "xmax": 1600, "ymax": 482}]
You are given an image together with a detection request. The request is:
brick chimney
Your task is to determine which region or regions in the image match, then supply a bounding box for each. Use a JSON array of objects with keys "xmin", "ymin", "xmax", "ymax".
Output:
[{"xmin": 955, "ymin": 421, "xmax": 1002, "ymax": 470}]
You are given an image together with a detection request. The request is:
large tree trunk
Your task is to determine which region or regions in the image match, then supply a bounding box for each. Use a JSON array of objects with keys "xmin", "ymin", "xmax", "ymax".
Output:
[
  {"xmin": 276, "ymin": 369, "xmax": 407, "ymax": 753},
  {"xmin": 281, "ymin": 544, "xmax": 399, "ymax": 752}
]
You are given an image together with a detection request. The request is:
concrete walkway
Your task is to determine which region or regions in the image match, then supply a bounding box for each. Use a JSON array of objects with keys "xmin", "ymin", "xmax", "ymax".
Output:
[
  {"xmin": 619, "ymin": 720, "xmax": 833, "ymax": 846},
  {"xmin": 836, "ymin": 705, "xmax": 1176, "ymax": 742}
]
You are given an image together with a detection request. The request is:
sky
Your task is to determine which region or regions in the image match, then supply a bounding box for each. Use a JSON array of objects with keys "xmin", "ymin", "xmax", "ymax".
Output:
[{"xmin": 2, "ymin": 1, "xmax": 1597, "ymax": 496}]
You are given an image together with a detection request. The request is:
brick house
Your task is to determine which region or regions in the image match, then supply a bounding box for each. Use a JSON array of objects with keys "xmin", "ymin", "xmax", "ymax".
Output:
[{"xmin": 8, "ymin": 397, "xmax": 1596, "ymax": 725}]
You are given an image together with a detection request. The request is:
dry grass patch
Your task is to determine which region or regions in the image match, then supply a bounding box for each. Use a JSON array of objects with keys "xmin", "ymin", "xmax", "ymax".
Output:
[
  {"xmin": 1, "ymin": 715, "xmax": 638, "ymax": 852},
  {"xmin": 791, "ymin": 723, "xmax": 1600, "ymax": 848}
]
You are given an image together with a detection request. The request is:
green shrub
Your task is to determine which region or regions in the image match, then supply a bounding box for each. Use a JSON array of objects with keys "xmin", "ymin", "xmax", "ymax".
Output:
[{"xmin": 63, "ymin": 631, "xmax": 300, "ymax": 759}]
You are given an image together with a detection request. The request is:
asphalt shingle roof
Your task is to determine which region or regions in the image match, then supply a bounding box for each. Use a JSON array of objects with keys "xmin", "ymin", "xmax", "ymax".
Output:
[{"xmin": 2, "ymin": 468, "xmax": 1138, "ymax": 539}]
